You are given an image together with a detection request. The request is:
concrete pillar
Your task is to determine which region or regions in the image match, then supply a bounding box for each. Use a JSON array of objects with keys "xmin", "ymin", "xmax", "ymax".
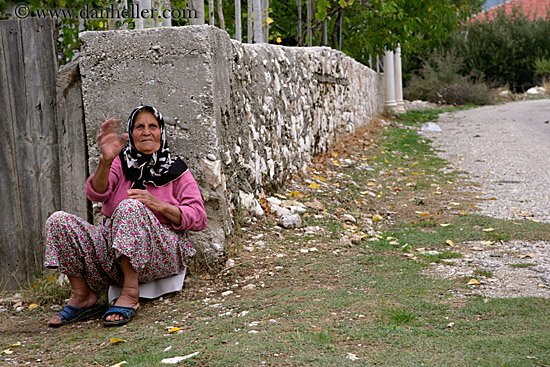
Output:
[
  {"xmin": 383, "ymin": 50, "xmax": 397, "ymax": 111},
  {"xmin": 393, "ymin": 45, "xmax": 405, "ymax": 113}
]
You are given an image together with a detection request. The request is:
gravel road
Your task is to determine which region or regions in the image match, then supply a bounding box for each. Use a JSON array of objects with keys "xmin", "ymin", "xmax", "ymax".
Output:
[{"xmin": 421, "ymin": 99, "xmax": 550, "ymax": 298}]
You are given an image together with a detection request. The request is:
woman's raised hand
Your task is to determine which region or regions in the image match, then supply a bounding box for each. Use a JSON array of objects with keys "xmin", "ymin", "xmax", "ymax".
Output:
[{"xmin": 97, "ymin": 118, "xmax": 129, "ymax": 162}]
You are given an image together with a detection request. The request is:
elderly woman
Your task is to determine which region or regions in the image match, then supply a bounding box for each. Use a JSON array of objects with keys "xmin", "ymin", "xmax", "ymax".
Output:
[{"xmin": 45, "ymin": 106, "xmax": 207, "ymax": 327}]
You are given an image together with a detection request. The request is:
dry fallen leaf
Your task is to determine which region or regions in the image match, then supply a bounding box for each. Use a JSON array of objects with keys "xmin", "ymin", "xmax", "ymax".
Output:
[
  {"xmin": 167, "ymin": 327, "xmax": 182, "ymax": 333},
  {"xmin": 482, "ymin": 228, "xmax": 495, "ymax": 232},
  {"xmin": 372, "ymin": 214, "xmax": 382, "ymax": 222},
  {"xmin": 537, "ymin": 284, "xmax": 547, "ymax": 288},
  {"xmin": 480, "ymin": 241, "xmax": 495, "ymax": 246},
  {"xmin": 2, "ymin": 349, "xmax": 13, "ymax": 355},
  {"xmin": 109, "ymin": 362, "xmax": 128, "ymax": 367},
  {"xmin": 440, "ymin": 223, "xmax": 451, "ymax": 227},
  {"xmin": 110, "ymin": 338, "xmax": 126, "ymax": 345},
  {"xmin": 519, "ymin": 253, "xmax": 536, "ymax": 259},
  {"xmin": 447, "ymin": 322, "xmax": 455, "ymax": 328},
  {"xmin": 445, "ymin": 240, "xmax": 455, "ymax": 247},
  {"xmin": 287, "ymin": 191, "xmax": 303, "ymax": 198},
  {"xmin": 471, "ymin": 247, "xmax": 484, "ymax": 251},
  {"xmin": 309, "ymin": 182, "xmax": 320, "ymax": 189},
  {"xmin": 467, "ymin": 279, "xmax": 480, "ymax": 286},
  {"xmin": 28, "ymin": 303, "xmax": 39, "ymax": 310}
]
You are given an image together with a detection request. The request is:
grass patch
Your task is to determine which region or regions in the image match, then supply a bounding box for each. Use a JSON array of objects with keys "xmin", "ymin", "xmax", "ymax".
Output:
[
  {"xmin": 6, "ymin": 107, "xmax": 550, "ymax": 367},
  {"xmin": 510, "ymin": 263, "xmax": 536, "ymax": 269}
]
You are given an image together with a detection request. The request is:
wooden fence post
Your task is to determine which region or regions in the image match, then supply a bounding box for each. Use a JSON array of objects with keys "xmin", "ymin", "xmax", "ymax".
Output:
[{"xmin": 0, "ymin": 18, "xmax": 60, "ymax": 290}]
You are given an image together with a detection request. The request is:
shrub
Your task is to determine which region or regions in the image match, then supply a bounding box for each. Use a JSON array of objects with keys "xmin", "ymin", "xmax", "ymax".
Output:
[
  {"xmin": 404, "ymin": 51, "xmax": 495, "ymax": 105},
  {"xmin": 444, "ymin": 7, "xmax": 550, "ymax": 91}
]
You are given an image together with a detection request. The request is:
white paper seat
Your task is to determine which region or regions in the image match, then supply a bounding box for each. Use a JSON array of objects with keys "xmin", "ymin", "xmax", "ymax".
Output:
[{"xmin": 108, "ymin": 268, "xmax": 187, "ymax": 303}]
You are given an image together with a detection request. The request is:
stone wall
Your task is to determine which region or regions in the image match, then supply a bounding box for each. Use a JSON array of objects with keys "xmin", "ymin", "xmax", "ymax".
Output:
[{"xmin": 78, "ymin": 25, "xmax": 383, "ymax": 265}]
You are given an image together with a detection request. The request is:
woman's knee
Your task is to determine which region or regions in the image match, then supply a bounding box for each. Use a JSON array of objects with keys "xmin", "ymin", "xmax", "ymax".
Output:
[
  {"xmin": 112, "ymin": 199, "xmax": 148, "ymax": 219},
  {"xmin": 45, "ymin": 211, "xmax": 74, "ymax": 231}
]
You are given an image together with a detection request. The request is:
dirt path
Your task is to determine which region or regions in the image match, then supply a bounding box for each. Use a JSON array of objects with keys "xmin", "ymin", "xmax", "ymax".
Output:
[{"xmin": 423, "ymin": 99, "xmax": 550, "ymax": 298}]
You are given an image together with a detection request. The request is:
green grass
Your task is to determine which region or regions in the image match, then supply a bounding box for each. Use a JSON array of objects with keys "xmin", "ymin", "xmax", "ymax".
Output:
[{"xmin": 6, "ymin": 107, "xmax": 550, "ymax": 366}]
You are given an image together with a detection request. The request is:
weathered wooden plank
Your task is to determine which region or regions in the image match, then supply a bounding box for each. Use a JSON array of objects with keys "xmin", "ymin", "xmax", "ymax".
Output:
[
  {"xmin": 0, "ymin": 18, "xmax": 60, "ymax": 289},
  {"xmin": 56, "ymin": 59, "xmax": 90, "ymax": 221},
  {"xmin": 0, "ymin": 19, "xmax": 27, "ymax": 290}
]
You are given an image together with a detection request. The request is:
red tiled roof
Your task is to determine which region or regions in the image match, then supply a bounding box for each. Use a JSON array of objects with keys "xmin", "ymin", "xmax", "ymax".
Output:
[{"xmin": 470, "ymin": 0, "xmax": 550, "ymax": 21}]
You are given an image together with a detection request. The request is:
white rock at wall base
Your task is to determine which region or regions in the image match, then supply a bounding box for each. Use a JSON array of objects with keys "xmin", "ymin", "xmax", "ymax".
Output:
[
  {"xmin": 279, "ymin": 214, "xmax": 302, "ymax": 229},
  {"xmin": 239, "ymin": 190, "xmax": 265, "ymax": 217},
  {"xmin": 271, "ymin": 204, "xmax": 291, "ymax": 217}
]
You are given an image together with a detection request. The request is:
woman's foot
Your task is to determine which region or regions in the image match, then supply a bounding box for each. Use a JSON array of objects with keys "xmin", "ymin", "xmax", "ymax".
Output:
[
  {"xmin": 48, "ymin": 277, "xmax": 98, "ymax": 327},
  {"xmin": 104, "ymin": 256, "xmax": 140, "ymax": 323},
  {"xmin": 104, "ymin": 286, "xmax": 140, "ymax": 323}
]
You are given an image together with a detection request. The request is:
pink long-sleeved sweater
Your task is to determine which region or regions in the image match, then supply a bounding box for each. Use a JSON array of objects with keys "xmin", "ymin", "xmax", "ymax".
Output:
[{"xmin": 85, "ymin": 156, "xmax": 207, "ymax": 231}]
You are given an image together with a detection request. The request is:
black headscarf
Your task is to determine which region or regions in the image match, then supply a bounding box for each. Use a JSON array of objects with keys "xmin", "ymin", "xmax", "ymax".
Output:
[{"xmin": 119, "ymin": 105, "xmax": 188, "ymax": 190}]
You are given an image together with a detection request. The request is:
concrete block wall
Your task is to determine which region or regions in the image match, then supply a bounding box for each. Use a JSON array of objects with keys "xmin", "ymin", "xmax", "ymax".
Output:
[{"xmin": 78, "ymin": 25, "xmax": 383, "ymax": 265}]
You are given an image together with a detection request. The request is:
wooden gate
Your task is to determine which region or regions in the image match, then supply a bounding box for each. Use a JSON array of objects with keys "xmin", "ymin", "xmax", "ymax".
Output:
[{"xmin": 0, "ymin": 18, "xmax": 61, "ymax": 290}]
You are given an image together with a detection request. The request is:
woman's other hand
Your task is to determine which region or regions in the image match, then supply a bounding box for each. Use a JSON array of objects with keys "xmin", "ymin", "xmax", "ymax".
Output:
[
  {"xmin": 97, "ymin": 118, "xmax": 129, "ymax": 162},
  {"xmin": 127, "ymin": 189, "xmax": 182, "ymax": 225}
]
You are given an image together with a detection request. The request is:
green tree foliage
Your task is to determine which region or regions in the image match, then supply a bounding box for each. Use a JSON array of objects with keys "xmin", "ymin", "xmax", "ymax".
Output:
[
  {"xmin": 254, "ymin": 0, "xmax": 482, "ymax": 65},
  {"xmin": 445, "ymin": 7, "xmax": 550, "ymax": 90},
  {"xmin": 1, "ymin": 0, "xmax": 482, "ymax": 67}
]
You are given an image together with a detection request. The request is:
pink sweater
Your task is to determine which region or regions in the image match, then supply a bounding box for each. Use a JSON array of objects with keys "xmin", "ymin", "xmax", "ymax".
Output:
[{"xmin": 85, "ymin": 156, "xmax": 207, "ymax": 231}]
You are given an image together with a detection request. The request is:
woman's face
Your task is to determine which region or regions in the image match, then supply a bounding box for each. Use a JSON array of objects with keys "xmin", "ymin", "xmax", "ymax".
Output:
[{"xmin": 132, "ymin": 110, "xmax": 162, "ymax": 154}]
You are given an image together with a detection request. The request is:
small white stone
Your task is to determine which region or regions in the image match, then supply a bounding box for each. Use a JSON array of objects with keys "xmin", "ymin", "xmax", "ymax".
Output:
[
  {"xmin": 221, "ymin": 290, "xmax": 234, "ymax": 297},
  {"xmin": 242, "ymin": 284, "xmax": 256, "ymax": 290}
]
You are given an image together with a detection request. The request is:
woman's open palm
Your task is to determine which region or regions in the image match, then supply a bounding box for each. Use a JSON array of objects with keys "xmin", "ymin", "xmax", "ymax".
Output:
[{"xmin": 97, "ymin": 118, "xmax": 129, "ymax": 161}]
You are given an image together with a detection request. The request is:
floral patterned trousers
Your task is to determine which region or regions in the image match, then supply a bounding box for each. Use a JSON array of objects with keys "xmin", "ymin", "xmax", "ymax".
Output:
[{"xmin": 44, "ymin": 199, "xmax": 195, "ymax": 294}]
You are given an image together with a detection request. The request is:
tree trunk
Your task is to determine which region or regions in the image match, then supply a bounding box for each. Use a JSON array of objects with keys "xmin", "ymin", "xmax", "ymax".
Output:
[
  {"xmin": 218, "ymin": 0, "xmax": 225, "ymax": 30},
  {"xmin": 296, "ymin": 0, "xmax": 302, "ymax": 46},
  {"xmin": 263, "ymin": 0, "xmax": 269, "ymax": 42},
  {"xmin": 306, "ymin": 0, "xmax": 312, "ymax": 46},
  {"xmin": 209, "ymin": 0, "xmax": 215, "ymax": 25},
  {"xmin": 253, "ymin": 0, "xmax": 263, "ymax": 43},
  {"xmin": 189, "ymin": 0, "xmax": 205, "ymax": 24},
  {"xmin": 235, "ymin": 0, "xmax": 242, "ymax": 41},
  {"xmin": 247, "ymin": 0, "xmax": 253, "ymax": 42}
]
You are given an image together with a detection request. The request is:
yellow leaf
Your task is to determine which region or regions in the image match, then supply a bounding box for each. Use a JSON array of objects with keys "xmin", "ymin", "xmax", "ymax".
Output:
[
  {"xmin": 482, "ymin": 228, "xmax": 495, "ymax": 232},
  {"xmin": 450, "ymin": 202, "xmax": 460, "ymax": 206},
  {"xmin": 434, "ymin": 191, "xmax": 442, "ymax": 195},
  {"xmin": 412, "ymin": 172, "xmax": 418, "ymax": 175},
  {"xmin": 488, "ymin": 197, "xmax": 497, "ymax": 200},
  {"xmin": 2, "ymin": 349, "xmax": 13, "ymax": 355},
  {"xmin": 333, "ymin": 160, "xmax": 340, "ymax": 166},
  {"xmin": 367, "ymin": 182, "xmax": 375, "ymax": 186},
  {"xmin": 467, "ymin": 279, "xmax": 480, "ymax": 285},
  {"xmin": 372, "ymin": 214, "xmax": 382, "ymax": 222},
  {"xmin": 460, "ymin": 210, "xmax": 466, "ymax": 215},
  {"xmin": 46, "ymin": 274, "xmax": 57, "ymax": 282},
  {"xmin": 287, "ymin": 191, "xmax": 303, "ymax": 198},
  {"xmin": 28, "ymin": 304, "xmax": 39, "ymax": 310},
  {"xmin": 445, "ymin": 240, "xmax": 455, "ymax": 247},
  {"xmin": 309, "ymin": 182, "xmax": 320, "ymax": 189},
  {"xmin": 168, "ymin": 327, "xmax": 182, "ymax": 333},
  {"xmin": 267, "ymin": 17, "xmax": 274, "ymax": 24},
  {"xmin": 110, "ymin": 338, "xmax": 126, "ymax": 345},
  {"xmin": 9, "ymin": 342, "xmax": 21, "ymax": 348},
  {"xmin": 538, "ymin": 284, "xmax": 547, "ymax": 288},
  {"xmin": 276, "ymin": 37, "xmax": 282, "ymax": 43}
]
